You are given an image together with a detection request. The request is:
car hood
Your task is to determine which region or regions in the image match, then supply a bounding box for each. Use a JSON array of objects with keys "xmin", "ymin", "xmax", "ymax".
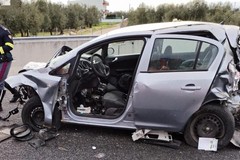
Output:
[{"xmin": 6, "ymin": 68, "xmax": 61, "ymax": 124}]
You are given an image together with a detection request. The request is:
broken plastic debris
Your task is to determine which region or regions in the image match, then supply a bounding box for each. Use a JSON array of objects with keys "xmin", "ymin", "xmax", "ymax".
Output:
[
  {"xmin": 94, "ymin": 153, "xmax": 105, "ymax": 158},
  {"xmin": 28, "ymin": 139, "xmax": 46, "ymax": 149},
  {"xmin": 231, "ymin": 129, "xmax": 240, "ymax": 148},
  {"xmin": 0, "ymin": 124, "xmax": 18, "ymax": 142},
  {"xmin": 198, "ymin": 137, "xmax": 218, "ymax": 151},
  {"xmin": 38, "ymin": 128, "xmax": 59, "ymax": 141},
  {"xmin": 77, "ymin": 104, "xmax": 91, "ymax": 114},
  {"xmin": 132, "ymin": 130, "xmax": 144, "ymax": 141},
  {"xmin": 132, "ymin": 129, "xmax": 172, "ymax": 142},
  {"xmin": 58, "ymin": 147, "xmax": 69, "ymax": 151}
]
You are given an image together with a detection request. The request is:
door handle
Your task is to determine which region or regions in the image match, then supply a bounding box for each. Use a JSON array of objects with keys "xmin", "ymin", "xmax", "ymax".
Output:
[
  {"xmin": 112, "ymin": 57, "xmax": 118, "ymax": 62},
  {"xmin": 181, "ymin": 84, "xmax": 201, "ymax": 91}
]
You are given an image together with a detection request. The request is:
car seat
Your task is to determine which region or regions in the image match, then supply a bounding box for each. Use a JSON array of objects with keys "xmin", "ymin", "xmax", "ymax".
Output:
[
  {"xmin": 163, "ymin": 45, "xmax": 172, "ymax": 58},
  {"xmin": 160, "ymin": 45, "xmax": 172, "ymax": 70}
]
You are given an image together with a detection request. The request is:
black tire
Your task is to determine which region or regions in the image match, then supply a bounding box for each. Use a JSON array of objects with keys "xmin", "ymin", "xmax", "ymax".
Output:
[
  {"xmin": 184, "ymin": 105, "xmax": 235, "ymax": 149},
  {"xmin": 21, "ymin": 96, "xmax": 45, "ymax": 131}
]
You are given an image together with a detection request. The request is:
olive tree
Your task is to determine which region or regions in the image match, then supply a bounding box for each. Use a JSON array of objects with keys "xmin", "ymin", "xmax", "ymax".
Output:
[{"xmin": 48, "ymin": 3, "xmax": 67, "ymax": 35}]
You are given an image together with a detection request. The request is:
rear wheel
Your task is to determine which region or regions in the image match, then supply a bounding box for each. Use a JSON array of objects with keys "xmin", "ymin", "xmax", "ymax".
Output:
[
  {"xmin": 184, "ymin": 105, "xmax": 235, "ymax": 149},
  {"xmin": 21, "ymin": 96, "xmax": 45, "ymax": 131}
]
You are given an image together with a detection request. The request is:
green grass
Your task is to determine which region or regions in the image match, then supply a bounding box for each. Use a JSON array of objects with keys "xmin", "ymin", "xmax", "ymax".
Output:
[
  {"xmin": 65, "ymin": 22, "xmax": 119, "ymax": 35},
  {"xmin": 14, "ymin": 22, "xmax": 120, "ymax": 37}
]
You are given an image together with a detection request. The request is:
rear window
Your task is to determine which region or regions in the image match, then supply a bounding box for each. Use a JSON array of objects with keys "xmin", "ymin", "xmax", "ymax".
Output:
[{"xmin": 148, "ymin": 38, "xmax": 218, "ymax": 71}]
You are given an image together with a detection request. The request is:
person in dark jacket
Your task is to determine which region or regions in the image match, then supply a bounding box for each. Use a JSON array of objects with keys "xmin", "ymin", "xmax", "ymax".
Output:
[{"xmin": 0, "ymin": 25, "xmax": 14, "ymax": 111}]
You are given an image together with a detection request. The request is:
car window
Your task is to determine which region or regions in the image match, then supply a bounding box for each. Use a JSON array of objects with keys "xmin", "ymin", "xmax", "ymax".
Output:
[
  {"xmin": 196, "ymin": 42, "xmax": 218, "ymax": 70},
  {"xmin": 81, "ymin": 48, "xmax": 102, "ymax": 59},
  {"xmin": 107, "ymin": 40, "xmax": 145, "ymax": 57},
  {"xmin": 148, "ymin": 38, "xmax": 218, "ymax": 71}
]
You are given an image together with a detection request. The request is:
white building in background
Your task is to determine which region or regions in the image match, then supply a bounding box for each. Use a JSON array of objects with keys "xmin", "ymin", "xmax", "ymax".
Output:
[
  {"xmin": 0, "ymin": 0, "xmax": 10, "ymax": 5},
  {"xmin": 68, "ymin": 0, "xmax": 109, "ymax": 18}
]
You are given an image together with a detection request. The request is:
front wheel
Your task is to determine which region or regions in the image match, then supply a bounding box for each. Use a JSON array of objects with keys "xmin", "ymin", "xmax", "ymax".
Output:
[
  {"xmin": 21, "ymin": 96, "xmax": 45, "ymax": 131},
  {"xmin": 184, "ymin": 105, "xmax": 235, "ymax": 149}
]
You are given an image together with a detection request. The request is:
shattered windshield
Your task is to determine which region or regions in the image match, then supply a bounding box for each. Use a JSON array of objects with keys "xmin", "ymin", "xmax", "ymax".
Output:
[{"xmin": 47, "ymin": 46, "xmax": 73, "ymax": 68}]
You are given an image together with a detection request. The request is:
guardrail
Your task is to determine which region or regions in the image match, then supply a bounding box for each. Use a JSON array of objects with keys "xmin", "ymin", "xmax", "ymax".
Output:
[
  {"xmin": 13, "ymin": 35, "xmax": 98, "ymax": 42},
  {"xmin": 10, "ymin": 36, "xmax": 97, "ymax": 76}
]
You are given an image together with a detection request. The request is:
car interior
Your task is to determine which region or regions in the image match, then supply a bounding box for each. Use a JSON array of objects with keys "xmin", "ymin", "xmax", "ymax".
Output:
[{"xmin": 67, "ymin": 38, "xmax": 146, "ymax": 119}]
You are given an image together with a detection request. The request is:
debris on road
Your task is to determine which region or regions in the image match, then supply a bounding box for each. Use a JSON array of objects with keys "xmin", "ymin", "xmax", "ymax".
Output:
[
  {"xmin": 28, "ymin": 128, "xmax": 59, "ymax": 149},
  {"xmin": 0, "ymin": 107, "xmax": 19, "ymax": 121},
  {"xmin": 0, "ymin": 124, "xmax": 18, "ymax": 142}
]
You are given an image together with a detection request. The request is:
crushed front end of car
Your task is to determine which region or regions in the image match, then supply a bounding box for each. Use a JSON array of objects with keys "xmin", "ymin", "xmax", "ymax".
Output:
[{"xmin": 6, "ymin": 68, "xmax": 61, "ymax": 125}]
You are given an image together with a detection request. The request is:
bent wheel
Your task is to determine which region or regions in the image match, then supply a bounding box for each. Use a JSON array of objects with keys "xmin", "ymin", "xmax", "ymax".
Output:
[
  {"xmin": 184, "ymin": 105, "xmax": 235, "ymax": 149},
  {"xmin": 21, "ymin": 96, "xmax": 45, "ymax": 131}
]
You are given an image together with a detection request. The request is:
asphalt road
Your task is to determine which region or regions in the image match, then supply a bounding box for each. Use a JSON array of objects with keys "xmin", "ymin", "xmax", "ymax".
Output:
[{"xmin": 0, "ymin": 92, "xmax": 240, "ymax": 160}]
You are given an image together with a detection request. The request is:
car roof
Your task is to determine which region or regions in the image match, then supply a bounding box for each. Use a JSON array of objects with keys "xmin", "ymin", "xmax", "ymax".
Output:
[
  {"xmin": 106, "ymin": 21, "xmax": 213, "ymax": 35},
  {"xmin": 102, "ymin": 21, "xmax": 240, "ymax": 48}
]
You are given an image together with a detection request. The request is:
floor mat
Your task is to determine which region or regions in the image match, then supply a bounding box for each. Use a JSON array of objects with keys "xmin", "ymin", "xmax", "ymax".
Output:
[{"xmin": 0, "ymin": 124, "xmax": 17, "ymax": 142}]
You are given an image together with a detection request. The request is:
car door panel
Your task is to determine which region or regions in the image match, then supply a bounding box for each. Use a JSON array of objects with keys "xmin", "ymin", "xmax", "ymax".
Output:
[
  {"xmin": 106, "ymin": 54, "xmax": 139, "ymax": 72},
  {"xmin": 105, "ymin": 54, "xmax": 139, "ymax": 75},
  {"xmin": 133, "ymin": 71, "xmax": 216, "ymax": 132},
  {"xmin": 133, "ymin": 34, "xmax": 225, "ymax": 132}
]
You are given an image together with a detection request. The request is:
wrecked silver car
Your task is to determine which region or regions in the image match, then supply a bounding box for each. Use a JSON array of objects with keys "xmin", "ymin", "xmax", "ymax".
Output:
[{"xmin": 6, "ymin": 21, "xmax": 240, "ymax": 149}]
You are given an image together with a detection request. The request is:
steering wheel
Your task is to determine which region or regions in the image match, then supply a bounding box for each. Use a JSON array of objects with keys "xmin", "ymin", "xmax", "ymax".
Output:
[{"xmin": 90, "ymin": 54, "xmax": 110, "ymax": 78}]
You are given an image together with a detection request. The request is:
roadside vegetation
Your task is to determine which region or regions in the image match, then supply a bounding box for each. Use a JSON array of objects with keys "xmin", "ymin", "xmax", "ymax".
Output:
[
  {"xmin": 0, "ymin": 0, "xmax": 239, "ymax": 37},
  {"xmin": 126, "ymin": 0, "xmax": 240, "ymax": 26},
  {"xmin": 0, "ymin": 0, "xmax": 102, "ymax": 37}
]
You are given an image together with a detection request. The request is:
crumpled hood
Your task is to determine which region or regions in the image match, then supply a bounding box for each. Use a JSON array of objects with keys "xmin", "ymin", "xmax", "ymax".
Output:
[{"xmin": 6, "ymin": 68, "xmax": 61, "ymax": 124}]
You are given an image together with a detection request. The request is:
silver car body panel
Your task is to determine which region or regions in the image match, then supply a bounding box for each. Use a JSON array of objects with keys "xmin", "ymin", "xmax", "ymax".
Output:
[
  {"xmin": 223, "ymin": 25, "xmax": 240, "ymax": 48},
  {"xmin": 6, "ymin": 68, "xmax": 61, "ymax": 124}
]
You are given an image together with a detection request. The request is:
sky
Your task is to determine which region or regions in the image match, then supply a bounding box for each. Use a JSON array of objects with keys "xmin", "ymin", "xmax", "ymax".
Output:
[{"xmin": 51, "ymin": 0, "xmax": 240, "ymax": 12}]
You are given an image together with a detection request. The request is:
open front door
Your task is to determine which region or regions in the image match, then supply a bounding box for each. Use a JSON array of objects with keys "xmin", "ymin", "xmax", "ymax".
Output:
[{"xmin": 133, "ymin": 34, "xmax": 225, "ymax": 132}]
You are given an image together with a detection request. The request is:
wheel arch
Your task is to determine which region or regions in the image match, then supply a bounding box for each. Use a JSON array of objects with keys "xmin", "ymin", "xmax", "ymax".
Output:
[
  {"xmin": 22, "ymin": 95, "xmax": 61, "ymax": 131},
  {"xmin": 183, "ymin": 102, "xmax": 235, "ymax": 148},
  {"xmin": 183, "ymin": 100, "xmax": 223, "ymax": 131},
  {"xmin": 21, "ymin": 85, "xmax": 55, "ymax": 127}
]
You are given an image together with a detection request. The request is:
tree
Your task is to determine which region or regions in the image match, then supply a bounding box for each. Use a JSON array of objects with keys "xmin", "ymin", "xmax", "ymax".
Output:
[
  {"xmin": 161, "ymin": 4, "xmax": 179, "ymax": 22},
  {"xmin": 2, "ymin": 0, "xmax": 240, "ymax": 37},
  {"xmin": 10, "ymin": 0, "xmax": 22, "ymax": 8},
  {"xmin": 146, "ymin": 7, "xmax": 156, "ymax": 23},
  {"xmin": 135, "ymin": 3, "xmax": 148, "ymax": 24},
  {"xmin": 0, "ymin": 1, "xmax": 28, "ymax": 36},
  {"xmin": 35, "ymin": 0, "xmax": 51, "ymax": 32},
  {"xmin": 0, "ymin": 7, "xmax": 19, "ymax": 35},
  {"xmin": 84, "ymin": 6, "xmax": 100, "ymax": 28},
  {"xmin": 65, "ymin": 4, "xmax": 83, "ymax": 29},
  {"xmin": 206, "ymin": 2, "xmax": 233, "ymax": 23},
  {"xmin": 41, "ymin": 15, "xmax": 51, "ymax": 32},
  {"xmin": 186, "ymin": 0, "xmax": 208, "ymax": 20},
  {"xmin": 24, "ymin": 3, "xmax": 43, "ymax": 36},
  {"xmin": 155, "ymin": 4, "xmax": 168, "ymax": 22},
  {"xmin": 48, "ymin": 3, "xmax": 67, "ymax": 35},
  {"xmin": 35, "ymin": 0, "xmax": 48, "ymax": 13}
]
